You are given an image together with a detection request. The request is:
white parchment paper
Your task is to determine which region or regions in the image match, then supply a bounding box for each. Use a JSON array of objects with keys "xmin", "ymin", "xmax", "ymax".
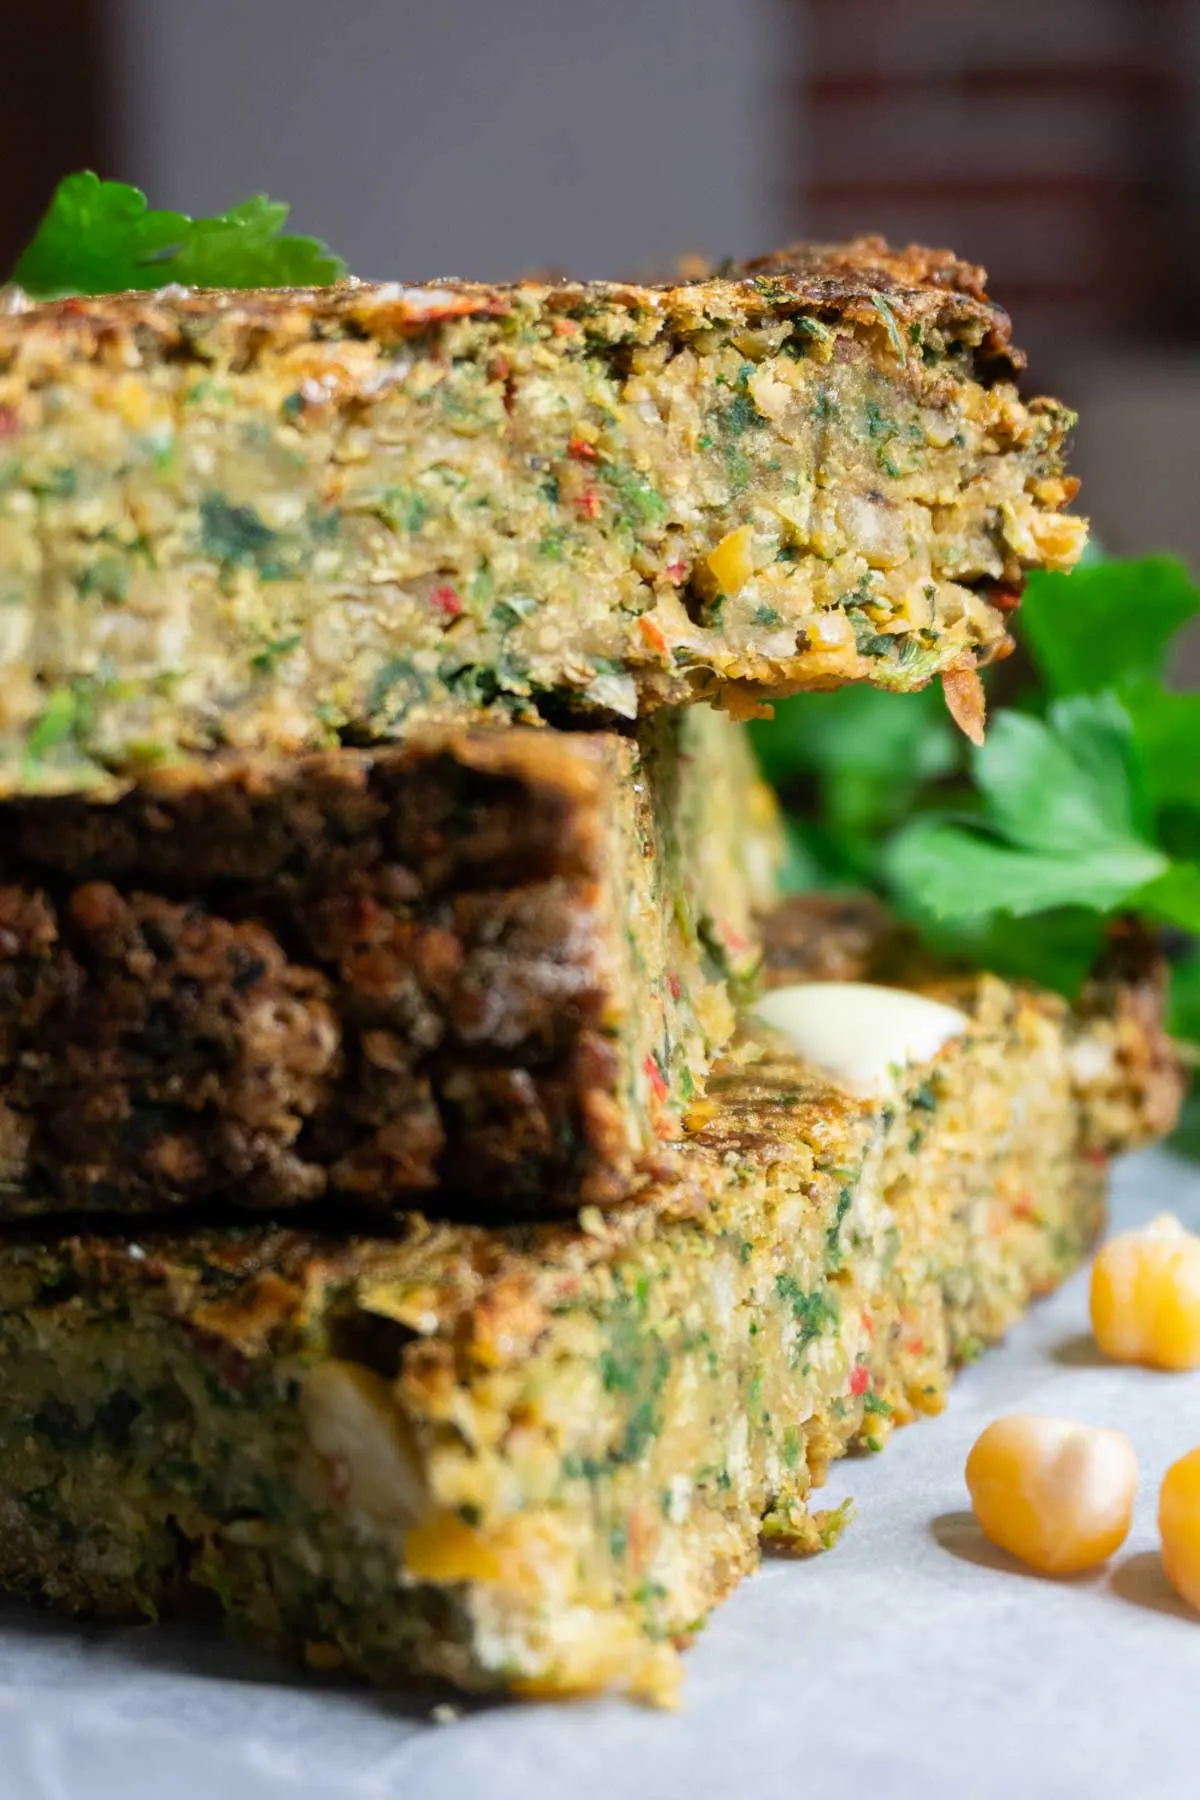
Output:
[{"xmin": 3, "ymin": 1148, "xmax": 1199, "ymax": 1800}]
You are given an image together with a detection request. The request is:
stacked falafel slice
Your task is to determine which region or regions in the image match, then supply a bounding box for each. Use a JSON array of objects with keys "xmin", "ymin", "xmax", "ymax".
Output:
[
  {"xmin": 0, "ymin": 900, "xmax": 1179, "ymax": 1700},
  {"xmin": 0, "ymin": 242, "xmax": 1174, "ymax": 1700},
  {"xmin": 0, "ymin": 239, "xmax": 1080, "ymax": 793}
]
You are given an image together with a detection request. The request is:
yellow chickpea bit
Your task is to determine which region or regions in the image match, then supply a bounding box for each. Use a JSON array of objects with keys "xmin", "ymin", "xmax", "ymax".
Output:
[
  {"xmin": 705, "ymin": 525, "xmax": 756, "ymax": 595},
  {"xmin": 1159, "ymin": 1447, "xmax": 1200, "ymax": 1613},
  {"xmin": 965, "ymin": 1414, "xmax": 1137, "ymax": 1575},
  {"xmin": 1089, "ymin": 1213, "xmax": 1200, "ymax": 1372}
]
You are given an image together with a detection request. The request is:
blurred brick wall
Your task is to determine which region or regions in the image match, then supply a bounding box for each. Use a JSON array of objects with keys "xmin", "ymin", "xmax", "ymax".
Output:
[{"xmin": 787, "ymin": 0, "xmax": 1199, "ymax": 371}]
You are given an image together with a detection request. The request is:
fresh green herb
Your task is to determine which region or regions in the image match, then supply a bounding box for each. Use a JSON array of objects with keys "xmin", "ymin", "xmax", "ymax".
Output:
[
  {"xmin": 602, "ymin": 462, "xmax": 667, "ymax": 528},
  {"xmin": 725, "ymin": 366, "xmax": 761, "ymax": 438},
  {"xmin": 77, "ymin": 557, "xmax": 130, "ymax": 604},
  {"xmin": 884, "ymin": 696, "xmax": 1173, "ymax": 924},
  {"xmin": 25, "ymin": 686, "xmax": 86, "ymax": 764},
  {"xmin": 250, "ymin": 633, "xmax": 302, "ymax": 675},
  {"xmin": 775, "ymin": 1273, "xmax": 839, "ymax": 1351},
  {"xmin": 1018, "ymin": 557, "xmax": 1198, "ymax": 698},
  {"xmin": 781, "ymin": 1425, "xmax": 804, "ymax": 1469},
  {"xmin": 825, "ymin": 1187, "xmax": 853, "ymax": 1268},
  {"xmin": 490, "ymin": 594, "xmax": 539, "ymax": 630},
  {"xmin": 28, "ymin": 467, "xmax": 78, "ymax": 500},
  {"xmin": 368, "ymin": 657, "xmax": 428, "ymax": 719},
  {"xmin": 199, "ymin": 495, "xmax": 279, "ymax": 569},
  {"xmin": 750, "ymin": 681, "xmax": 961, "ymax": 889},
  {"xmin": 870, "ymin": 295, "xmax": 906, "ymax": 360},
  {"xmin": 379, "ymin": 487, "xmax": 429, "ymax": 534},
  {"xmin": 723, "ymin": 445, "xmax": 753, "ymax": 495},
  {"xmin": 865, "ymin": 400, "xmax": 896, "ymax": 441},
  {"xmin": 13, "ymin": 173, "xmax": 346, "ymax": 298},
  {"xmin": 750, "ymin": 554, "xmax": 1200, "ymax": 1152},
  {"xmin": 817, "ymin": 1498, "xmax": 856, "ymax": 1549}
]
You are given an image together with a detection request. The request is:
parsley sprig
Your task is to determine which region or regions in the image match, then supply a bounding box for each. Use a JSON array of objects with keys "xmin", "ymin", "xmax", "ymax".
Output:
[
  {"xmin": 750, "ymin": 554, "xmax": 1200, "ymax": 1125},
  {"xmin": 882, "ymin": 559, "xmax": 1200, "ymax": 947},
  {"xmin": 11, "ymin": 172, "xmax": 347, "ymax": 298}
]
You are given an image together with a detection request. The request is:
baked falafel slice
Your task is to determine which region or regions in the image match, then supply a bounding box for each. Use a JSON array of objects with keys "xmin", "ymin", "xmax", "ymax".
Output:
[
  {"xmin": 0, "ymin": 238, "xmax": 1082, "ymax": 794},
  {"xmin": 0, "ymin": 706, "xmax": 780, "ymax": 1217},
  {"xmin": 0, "ymin": 918, "xmax": 1177, "ymax": 1701}
]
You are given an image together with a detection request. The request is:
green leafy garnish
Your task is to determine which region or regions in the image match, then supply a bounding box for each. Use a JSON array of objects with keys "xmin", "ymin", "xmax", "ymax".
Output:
[
  {"xmin": 758, "ymin": 554, "xmax": 1200, "ymax": 958},
  {"xmin": 885, "ymin": 697, "xmax": 1172, "ymax": 923},
  {"xmin": 751, "ymin": 553, "xmax": 1200, "ymax": 1152},
  {"xmin": 1019, "ymin": 556, "xmax": 1198, "ymax": 698},
  {"xmin": 748, "ymin": 682, "xmax": 962, "ymax": 888},
  {"xmin": 12, "ymin": 172, "xmax": 346, "ymax": 299}
]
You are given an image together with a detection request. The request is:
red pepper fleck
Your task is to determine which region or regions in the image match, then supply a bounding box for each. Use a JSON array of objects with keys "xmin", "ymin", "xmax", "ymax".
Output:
[
  {"xmin": 643, "ymin": 1054, "xmax": 669, "ymax": 1104},
  {"xmin": 860, "ymin": 1309, "xmax": 875, "ymax": 1338},
  {"xmin": 1085, "ymin": 1148, "xmax": 1108, "ymax": 1169},
  {"xmin": 575, "ymin": 488, "xmax": 602, "ymax": 520},
  {"xmin": 551, "ymin": 316, "xmax": 580, "ymax": 336},
  {"xmin": 1013, "ymin": 1194, "xmax": 1035, "ymax": 1220},
  {"xmin": 0, "ymin": 405, "xmax": 17, "ymax": 437},
  {"xmin": 664, "ymin": 560, "xmax": 688, "ymax": 583},
  {"xmin": 667, "ymin": 975, "xmax": 682, "ymax": 1001},
  {"xmin": 568, "ymin": 435, "xmax": 597, "ymax": 461},
  {"xmin": 638, "ymin": 616, "xmax": 669, "ymax": 656},
  {"xmin": 625, "ymin": 1507, "xmax": 651, "ymax": 1571},
  {"xmin": 429, "ymin": 584, "xmax": 462, "ymax": 617},
  {"xmin": 850, "ymin": 1364, "xmax": 870, "ymax": 1396},
  {"xmin": 991, "ymin": 588, "xmax": 1023, "ymax": 614}
]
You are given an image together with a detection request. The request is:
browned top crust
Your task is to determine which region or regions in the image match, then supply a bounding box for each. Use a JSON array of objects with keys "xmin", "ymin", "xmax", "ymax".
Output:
[{"xmin": 0, "ymin": 236, "xmax": 1020, "ymax": 378}]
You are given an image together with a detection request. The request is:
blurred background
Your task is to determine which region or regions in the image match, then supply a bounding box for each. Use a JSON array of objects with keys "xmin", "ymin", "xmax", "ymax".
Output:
[{"xmin": 4, "ymin": 0, "xmax": 1200, "ymax": 588}]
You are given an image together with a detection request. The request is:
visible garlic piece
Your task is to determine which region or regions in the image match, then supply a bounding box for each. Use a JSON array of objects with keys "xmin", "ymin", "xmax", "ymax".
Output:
[
  {"xmin": 300, "ymin": 1359, "xmax": 427, "ymax": 1527},
  {"xmin": 752, "ymin": 981, "xmax": 968, "ymax": 1097}
]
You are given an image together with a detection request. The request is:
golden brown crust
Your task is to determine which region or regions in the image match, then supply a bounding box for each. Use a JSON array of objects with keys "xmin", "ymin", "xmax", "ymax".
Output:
[
  {"xmin": 0, "ymin": 236, "xmax": 1020, "ymax": 377},
  {"xmin": 3, "ymin": 1045, "xmax": 853, "ymax": 1367}
]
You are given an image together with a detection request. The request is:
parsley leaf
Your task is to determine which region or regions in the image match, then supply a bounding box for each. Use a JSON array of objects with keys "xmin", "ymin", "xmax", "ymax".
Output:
[
  {"xmin": 1135, "ymin": 863, "xmax": 1200, "ymax": 935},
  {"xmin": 751, "ymin": 553, "xmax": 1200, "ymax": 1149},
  {"xmin": 883, "ymin": 696, "xmax": 1168, "ymax": 921},
  {"xmin": 12, "ymin": 172, "xmax": 346, "ymax": 298},
  {"xmin": 1020, "ymin": 556, "xmax": 1198, "ymax": 697},
  {"xmin": 886, "ymin": 818, "xmax": 1166, "ymax": 920},
  {"xmin": 748, "ymin": 684, "xmax": 962, "ymax": 888},
  {"xmin": 1121, "ymin": 686, "xmax": 1200, "ymax": 814},
  {"xmin": 920, "ymin": 910, "xmax": 1109, "ymax": 998},
  {"xmin": 1169, "ymin": 951, "xmax": 1200, "ymax": 1047},
  {"xmin": 977, "ymin": 695, "xmax": 1154, "ymax": 850}
]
